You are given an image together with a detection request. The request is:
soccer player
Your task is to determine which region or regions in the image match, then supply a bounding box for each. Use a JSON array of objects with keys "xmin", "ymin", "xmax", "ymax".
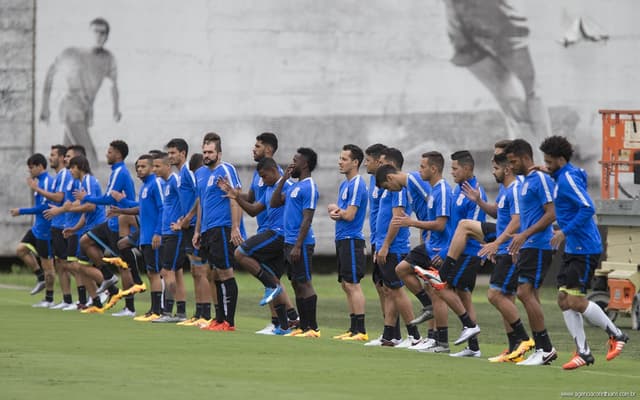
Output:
[
  {"xmin": 10, "ymin": 154, "xmax": 55, "ymax": 306},
  {"xmin": 504, "ymin": 139, "xmax": 557, "ymax": 365},
  {"xmin": 271, "ymin": 148, "xmax": 321, "ymax": 337},
  {"xmin": 430, "ymin": 150, "xmax": 486, "ymax": 357},
  {"xmin": 383, "ymin": 151, "xmax": 453, "ymax": 352},
  {"xmin": 39, "ymin": 18, "xmax": 121, "ymax": 166},
  {"xmin": 474, "ymin": 153, "xmax": 532, "ymax": 363},
  {"xmin": 373, "ymin": 148, "xmax": 422, "ymax": 347},
  {"xmin": 220, "ymin": 157, "xmax": 293, "ymax": 334},
  {"xmin": 76, "ymin": 140, "xmax": 135, "ymax": 312},
  {"xmin": 111, "ymin": 154, "xmax": 165, "ymax": 320},
  {"xmin": 539, "ymin": 136, "xmax": 628, "ymax": 369},
  {"xmin": 195, "ymin": 133, "xmax": 243, "ymax": 331},
  {"xmin": 329, "ymin": 144, "xmax": 369, "ymax": 341}
]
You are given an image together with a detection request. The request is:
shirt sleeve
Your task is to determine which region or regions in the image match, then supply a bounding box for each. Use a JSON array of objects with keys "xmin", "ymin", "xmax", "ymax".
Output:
[
  {"xmin": 303, "ymin": 181, "xmax": 318, "ymax": 210},
  {"xmin": 560, "ymin": 173, "xmax": 595, "ymax": 236}
]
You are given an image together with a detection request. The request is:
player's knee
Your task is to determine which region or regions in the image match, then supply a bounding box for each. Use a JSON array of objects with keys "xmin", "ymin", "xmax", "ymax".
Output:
[
  {"xmin": 487, "ymin": 288, "xmax": 500, "ymax": 305},
  {"xmin": 395, "ymin": 262, "xmax": 410, "ymax": 277}
]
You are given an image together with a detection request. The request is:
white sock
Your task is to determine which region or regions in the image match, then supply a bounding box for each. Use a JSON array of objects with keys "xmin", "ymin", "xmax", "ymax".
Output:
[
  {"xmin": 582, "ymin": 301, "xmax": 621, "ymax": 337},
  {"xmin": 563, "ymin": 310, "xmax": 589, "ymax": 354}
]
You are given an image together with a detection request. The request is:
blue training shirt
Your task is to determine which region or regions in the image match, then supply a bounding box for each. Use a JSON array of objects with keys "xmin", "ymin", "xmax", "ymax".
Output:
[
  {"xmin": 519, "ymin": 170, "xmax": 555, "ymax": 250},
  {"xmin": 63, "ymin": 176, "xmax": 81, "ymax": 229},
  {"xmin": 78, "ymin": 174, "xmax": 106, "ymax": 235},
  {"xmin": 495, "ymin": 180, "xmax": 520, "ymax": 255},
  {"xmin": 200, "ymin": 162, "xmax": 241, "ymax": 232},
  {"xmin": 83, "ymin": 161, "xmax": 135, "ymax": 233},
  {"xmin": 284, "ymin": 177, "xmax": 318, "ymax": 245},
  {"xmin": 406, "ymin": 171, "xmax": 431, "ymax": 242},
  {"xmin": 118, "ymin": 174, "xmax": 164, "ymax": 246},
  {"xmin": 251, "ymin": 165, "xmax": 284, "ymax": 233},
  {"xmin": 426, "ymin": 178, "xmax": 452, "ymax": 259},
  {"xmin": 552, "ymin": 163, "xmax": 602, "ymax": 254},
  {"xmin": 50, "ymin": 168, "xmax": 72, "ymax": 229},
  {"xmin": 19, "ymin": 171, "xmax": 52, "ymax": 240},
  {"xmin": 375, "ymin": 187, "xmax": 412, "ymax": 254},
  {"xmin": 450, "ymin": 176, "xmax": 487, "ymax": 255},
  {"xmin": 161, "ymin": 173, "xmax": 183, "ymax": 236},
  {"xmin": 256, "ymin": 177, "xmax": 292, "ymax": 236},
  {"xmin": 335, "ymin": 174, "xmax": 368, "ymax": 241},
  {"xmin": 368, "ymin": 175, "xmax": 382, "ymax": 247},
  {"xmin": 178, "ymin": 163, "xmax": 198, "ymax": 227}
]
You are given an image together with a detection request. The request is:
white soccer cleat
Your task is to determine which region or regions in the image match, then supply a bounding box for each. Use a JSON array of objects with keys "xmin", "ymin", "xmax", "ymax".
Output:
[
  {"xmin": 255, "ymin": 323, "xmax": 276, "ymax": 335},
  {"xmin": 32, "ymin": 300, "xmax": 54, "ymax": 308},
  {"xmin": 450, "ymin": 347, "xmax": 481, "ymax": 358},
  {"xmin": 408, "ymin": 338, "xmax": 436, "ymax": 351},
  {"xmin": 111, "ymin": 308, "xmax": 136, "ymax": 317},
  {"xmin": 517, "ymin": 348, "xmax": 558, "ymax": 366},
  {"xmin": 453, "ymin": 325, "xmax": 481, "ymax": 345},
  {"xmin": 364, "ymin": 335, "xmax": 383, "ymax": 347},
  {"xmin": 49, "ymin": 301, "xmax": 73, "ymax": 310},
  {"xmin": 395, "ymin": 335, "xmax": 421, "ymax": 349}
]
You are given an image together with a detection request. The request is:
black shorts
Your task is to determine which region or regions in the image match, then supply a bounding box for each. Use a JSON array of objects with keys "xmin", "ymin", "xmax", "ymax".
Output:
[
  {"xmin": 161, "ymin": 233, "xmax": 186, "ymax": 271},
  {"xmin": 336, "ymin": 239, "xmax": 366, "ymax": 284},
  {"xmin": 141, "ymin": 244, "xmax": 161, "ymax": 273},
  {"xmin": 516, "ymin": 248, "xmax": 553, "ymax": 289},
  {"xmin": 50, "ymin": 227, "xmax": 67, "ymax": 259},
  {"xmin": 21, "ymin": 229, "xmax": 52, "ymax": 259},
  {"xmin": 371, "ymin": 244, "xmax": 384, "ymax": 286},
  {"xmin": 239, "ymin": 230, "xmax": 286, "ymax": 278},
  {"xmin": 379, "ymin": 252, "xmax": 406, "ymax": 289},
  {"xmin": 490, "ymin": 254, "xmax": 518, "ymax": 295},
  {"xmin": 284, "ymin": 243, "xmax": 314, "ymax": 283},
  {"xmin": 201, "ymin": 227, "xmax": 236, "ymax": 270},
  {"xmin": 182, "ymin": 226, "xmax": 196, "ymax": 255},
  {"xmin": 66, "ymin": 234, "xmax": 80, "ymax": 261},
  {"xmin": 557, "ymin": 253, "xmax": 601, "ymax": 294},
  {"xmin": 439, "ymin": 254, "xmax": 481, "ymax": 292},
  {"xmin": 481, "ymin": 222, "xmax": 497, "ymax": 243},
  {"xmin": 86, "ymin": 222, "xmax": 119, "ymax": 256},
  {"xmin": 404, "ymin": 243, "xmax": 433, "ymax": 268}
]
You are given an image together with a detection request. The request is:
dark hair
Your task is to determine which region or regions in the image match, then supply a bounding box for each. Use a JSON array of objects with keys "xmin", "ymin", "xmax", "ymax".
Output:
[
  {"xmin": 381, "ymin": 147, "xmax": 404, "ymax": 169},
  {"xmin": 375, "ymin": 164, "xmax": 398, "ymax": 188},
  {"xmin": 90, "ymin": 17, "xmax": 110, "ymax": 36},
  {"xmin": 152, "ymin": 152, "xmax": 169, "ymax": 163},
  {"xmin": 257, "ymin": 157, "xmax": 278, "ymax": 172},
  {"xmin": 256, "ymin": 132, "xmax": 278, "ymax": 153},
  {"xmin": 67, "ymin": 144, "xmax": 86, "ymax": 157},
  {"xmin": 422, "ymin": 151, "xmax": 444, "ymax": 173},
  {"xmin": 51, "ymin": 144, "xmax": 67, "ymax": 158},
  {"xmin": 342, "ymin": 144, "xmax": 364, "ymax": 168},
  {"xmin": 109, "ymin": 140, "xmax": 129, "ymax": 160},
  {"xmin": 189, "ymin": 153, "xmax": 203, "ymax": 171},
  {"xmin": 148, "ymin": 149, "xmax": 163, "ymax": 156},
  {"xmin": 451, "ymin": 150, "xmax": 474, "ymax": 168},
  {"xmin": 137, "ymin": 154, "xmax": 153, "ymax": 162},
  {"xmin": 297, "ymin": 147, "xmax": 318, "ymax": 172},
  {"xmin": 69, "ymin": 155, "xmax": 91, "ymax": 174},
  {"xmin": 492, "ymin": 152, "xmax": 509, "ymax": 166},
  {"xmin": 166, "ymin": 138, "xmax": 189, "ymax": 156},
  {"xmin": 504, "ymin": 139, "xmax": 533, "ymax": 159},
  {"xmin": 27, "ymin": 153, "xmax": 47, "ymax": 168},
  {"xmin": 203, "ymin": 132, "xmax": 222, "ymax": 152},
  {"xmin": 365, "ymin": 143, "xmax": 387, "ymax": 158},
  {"xmin": 539, "ymin": 136, "xmax": 574, "ymax": 162},
  {"xmin": 494, "ymin": 139, "xmax": 512, "ymax": 151}
]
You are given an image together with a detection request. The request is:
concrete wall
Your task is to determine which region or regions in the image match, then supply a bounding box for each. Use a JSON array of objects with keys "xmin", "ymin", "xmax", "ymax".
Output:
[{"xmin": 0, "ymin": 0, "xmax": 34, "ymax": 256}]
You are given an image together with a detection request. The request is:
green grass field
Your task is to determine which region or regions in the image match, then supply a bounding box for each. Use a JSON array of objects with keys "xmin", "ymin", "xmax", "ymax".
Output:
[{"xmin": 1, "ymin": 270, "xmax": 638, "ymax": 400}]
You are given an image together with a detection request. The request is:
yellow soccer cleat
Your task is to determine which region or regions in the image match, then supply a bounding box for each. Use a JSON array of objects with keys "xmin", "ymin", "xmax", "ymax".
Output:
[
  {"xmin": 507, "ymin": 338, "xmax": 535, "ymax": 361},
  {"xmin": 297, "ymin": 329, "xmax": 321, "ymax": 338},
  {"xmin": 332, "ymin": 331, "xmax": 352, "ymax": 340},
  {"xmin": 488, "ymin": 349, "xmax": 512, "ymax": 363},
  {"xmin": 102, "ymin": 257, "xmax": 128, "ymax": 269},
  {"xmin": 342, "ymin": 332, "xmax": 369, "ymax": 342},
  {"xmin": 102, "ymin": 290, "xmax": 124, "ymax": 311},
  {"xmin": 176, "ymin": 316, "xmax": 198, "ymax": 326},
  {"xmin": 80, "ymin": 306, "xmax": 104, "ymax": 314},
  {"xmin": 284, "ymin": 328, "xmax": 304, "ymax": 337},
  {"xmin": 133, "ymin": 312, "xmax": 161, "ymax": 322},
  {"xmin": 120, "ymin": 283, "xmax": 147, "ymax": 297}
]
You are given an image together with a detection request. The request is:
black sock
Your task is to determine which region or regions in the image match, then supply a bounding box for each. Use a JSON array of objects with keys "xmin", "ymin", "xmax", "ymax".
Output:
[
  {"xmin": 394, "ymin": 316, "xmax": 402, "ymax": 340},
  {"xmin": 383, "ymin": 325, "xmax": 395, "ymax": 341},
  {"xmin": 215, "ymin": 280, "xmax": 225, "ymax": 322},
  {"xmin": 99, "ymin": 264, "xmax": 114, "ymax": 280},
  {"xmin": 164, "ymin": 299, "xmax": 174, "ymax": 314},
  {"xmin": 35, "ymin": 268, "xmax": 45, "ymax": 281},
  {"xmin": 45, "ymin": 290, "xmax": 53, "ymax": 302},
  {"xmin": 533, "ymin": 329, "xmax": 553, "ymax": 352},
  {"xmin": 177, "ymin": 301, "xmax": 186, "ymax": 315},
  {"xmin": 151, "ymin": 291, "xmax": 162, "ymax": 315},
  {"xmin": 271, "ymin": 316, "xmax": 279, "ymax": 326},
  {"xmin": 407, "ymin": 324, "xmax": 420, "ymax": 339},
  {"xmin": 507, "ymin": 331, "xmax": 518, "ymax": 352},
  {"xmin": 107, "ymin": 285, "xmax": 119, "ymax": 296},
  {"xmin": 303, "ymin": 295, "xmax": 318, "ymax": 331},
  {"xmin": 256, "ymin": 269, "xmax": 277, "ymax": 288},
  {"xmin": 214, "ymin": 304, "xmax": 223, "ymax": 323},
  {"xmin": 222, "ymin": 278, "xmax": 238, "ymax": 326},
  {"xmin": 92, "ymin": 296, "xmax": 103, "ymax": 308},
  {"xmin": 468, "ymin": 336, "xmax": 480, "ymax": 351},
  {"xmin": 125, "ymin": 295, "xmax": 135, "ymax": 312},
  {"xmin": 355, "ymin": 314, "xmax": 366, "ymax": 334},
  {"xmin": 77, "ymin": 286, "xmax": 87, "ymax": 304},
  {"xmin": 275, "ymin": 303, "xmax": 289, "ymax": 330},
  {"xmin": 63, "ymin": 294, "xmax": 72, "ymax": 304},
  {"xmin": 510, "ymin": 319, "xmax": 530, "ymax": 341},
  {"xmin": 458, "ymin": 312, "xmax": 476, "ymax": 328},
  {"xmin": 194, "ymin": 303, "xmax": 203, "ymax": 319},
  {"xmin": 348, "ymin": 313, "xmax": 356, "ymax": 333},
  {"xmin": 287, "ymin": 307, "xmax": 299, "ymax": 321},
  {"xmin": 415, "ymin": 290, "xmax": 432, "ymax": 307},
  {"xmin": 428, "ymin": 329, "xmax": 436, "ymax": 340},
  {"xmin": 437, "ymin": 327, "xmax": 449, "ymax": 344},
  {"xmin": 296, "ymin": 297, "xmax": 306, "ymax": 330},
  {"xmin": 202, "ymin": 303, "xmax": 211, "ymax": 320}
]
